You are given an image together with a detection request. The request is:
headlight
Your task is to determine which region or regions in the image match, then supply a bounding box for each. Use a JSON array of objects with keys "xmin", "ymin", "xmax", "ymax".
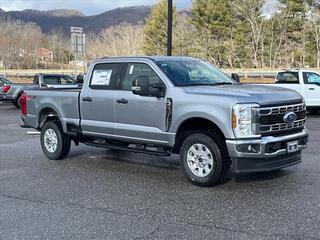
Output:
[{"xmin": 232, "ymin": 103, "xmax": 260, "ymax": 138}]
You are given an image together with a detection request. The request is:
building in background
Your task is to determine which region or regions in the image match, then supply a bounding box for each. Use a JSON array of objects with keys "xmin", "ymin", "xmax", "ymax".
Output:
[{"xmin": 37, "ymin": 48, "xmax": 54, "ymax": 62}]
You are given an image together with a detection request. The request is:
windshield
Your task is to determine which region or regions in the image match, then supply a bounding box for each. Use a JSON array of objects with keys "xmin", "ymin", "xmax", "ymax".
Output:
[
  {"xmin": 0, "ymin": 77, "xmax": 12, "ymax": 84},
  {"xmin": 156, "ymin": 59, "xmax": 235, "ymax": 86}
]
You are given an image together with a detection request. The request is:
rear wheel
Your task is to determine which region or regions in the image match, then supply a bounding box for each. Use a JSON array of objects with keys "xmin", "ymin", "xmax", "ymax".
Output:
[
  {"xmin": 40, "ymin": 121, "xmax": 71, "ymax": 160},
  {"xmin": 13, "ymin": 95, "xmax": 22, "ymax": 108},
  {"xmin": 180, "ymin": 132, "xmax": 231, "ymax": 187}
]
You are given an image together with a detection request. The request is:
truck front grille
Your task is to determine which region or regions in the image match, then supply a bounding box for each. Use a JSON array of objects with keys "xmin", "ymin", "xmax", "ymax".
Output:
[{"xmin": 255, "ymin": 103, "xmax": 306, "ymax": 135}]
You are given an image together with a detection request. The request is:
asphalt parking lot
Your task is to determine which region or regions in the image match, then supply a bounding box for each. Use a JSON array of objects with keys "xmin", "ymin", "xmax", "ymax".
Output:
[{"xmin": 0, "ymin": 103, "xmax": 320, "ymax": 240}]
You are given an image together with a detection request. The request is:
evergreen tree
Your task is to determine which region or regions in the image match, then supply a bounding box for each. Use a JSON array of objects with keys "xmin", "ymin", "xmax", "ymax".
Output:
[
  {"xmin": 190, "ymin": 0, "xmax": 234, "ymax": 66},
  {"xmin": 142, "ymin": 0, "xmax": 176, "ymax": 55}
]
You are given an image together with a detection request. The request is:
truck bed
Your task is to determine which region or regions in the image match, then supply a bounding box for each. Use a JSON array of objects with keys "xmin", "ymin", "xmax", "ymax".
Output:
[{"xmin": 24, "ymin": 88, "xmax": 81, "ymax": 131}]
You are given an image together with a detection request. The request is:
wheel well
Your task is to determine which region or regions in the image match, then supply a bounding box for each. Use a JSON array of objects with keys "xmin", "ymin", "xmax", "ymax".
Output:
[
  {"xmin": 14, "ymin": 92, "xmax": 23, "ymax": 105},
  {"xmin": 39, "ymin": 108, "xmax": 60, "ymax": 129},
  {"xmin": 17, "ymin": 91, "xmax": 23, "ymax": 99},
  {"xmin": 173, "ymin": 118, "xmax": 225, "ymax": 154}
]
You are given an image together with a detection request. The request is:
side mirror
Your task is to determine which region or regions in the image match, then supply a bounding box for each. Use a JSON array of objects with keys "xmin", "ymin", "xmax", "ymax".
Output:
[
  {"xmin": 76, "ymin": 74, "xmax": 84, "ymax": 84},
  {"xmin": 231, "ymin": 73, "xmax": 240, "ymax": 83},
  {"xmin": 132, "ymin": 75, "xmax": 150, "ymax": 96}
]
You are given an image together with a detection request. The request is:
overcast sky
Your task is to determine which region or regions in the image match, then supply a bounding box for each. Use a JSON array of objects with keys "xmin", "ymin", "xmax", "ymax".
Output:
[
  {"xmin": 0, "ymin": 0, "xmax": 278, "ymax": 16},
  {"xmin": 0, "ymin": 0, "xmax": 192, "ymax": 15}
]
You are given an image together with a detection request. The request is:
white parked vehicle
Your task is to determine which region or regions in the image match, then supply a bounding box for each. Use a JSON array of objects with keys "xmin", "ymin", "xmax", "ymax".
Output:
[{"xmin": 271, "ymin": 69, "xmax": 320, "ymax": 114}]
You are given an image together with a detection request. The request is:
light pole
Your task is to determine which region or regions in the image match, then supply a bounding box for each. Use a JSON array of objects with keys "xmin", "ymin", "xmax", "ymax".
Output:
[{"xmin": 167, "ymin": 0, "xmax": 173, "ymax": 56}]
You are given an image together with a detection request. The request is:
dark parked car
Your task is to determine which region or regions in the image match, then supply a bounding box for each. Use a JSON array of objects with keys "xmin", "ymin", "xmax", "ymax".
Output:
[{"xmin": 0, "ymin": 76, "xmax": 13, "ymax": 101}]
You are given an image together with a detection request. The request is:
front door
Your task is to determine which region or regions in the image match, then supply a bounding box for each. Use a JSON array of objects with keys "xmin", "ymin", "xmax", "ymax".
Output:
[
  {"xmin": 80, "ymin": 63, "xmax": 121, "ymax": 137},
  {"xmin": 114, "ymin": 62, "xmax": 168, "ymax": 144},
  {"xmin": 303, "ymin": 72, "xmax": 320, "ymax": 107}
]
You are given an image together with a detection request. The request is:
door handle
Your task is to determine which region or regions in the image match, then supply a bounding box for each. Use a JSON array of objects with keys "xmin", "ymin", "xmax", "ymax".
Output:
[
  {"xmin": 309, "ymin": 88, "xmax": 315, "ymax": 90},
  {"xmin": 82, "ymin": 97, "xmax": 92, "ymax": 102},
  {"xmin": 116, "ymin": 98, "xmax": 128, "ymax": 104}
]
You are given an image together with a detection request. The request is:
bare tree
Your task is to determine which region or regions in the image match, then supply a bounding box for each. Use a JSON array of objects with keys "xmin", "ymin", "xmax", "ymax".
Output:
[
  {"xmin": 0, "ymin": 17, "xmax": 43, "ymax": 69},
  {"xmin": 88, "ymin": 22, "xmax": 144, "ymax": 58},
  {"xmin": 308, "ymin": 11, "xmax": 320, "ymax": 68},
  {"xmin": 232, "ymin": 0, "xmax": 265, "ymax": 68}
]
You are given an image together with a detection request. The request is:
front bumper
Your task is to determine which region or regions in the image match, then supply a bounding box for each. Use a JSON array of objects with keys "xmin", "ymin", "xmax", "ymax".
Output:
[
  {"xmin": 0, "ymin": 94, "xmax": 15, "ymax": 102},
  {"xmin": 226, "ymin": 128, "xmax": 309, "ymax": 173},
  {"xmin": 0, "ymin": 93, "xmax": 7, "ymax": 100}
]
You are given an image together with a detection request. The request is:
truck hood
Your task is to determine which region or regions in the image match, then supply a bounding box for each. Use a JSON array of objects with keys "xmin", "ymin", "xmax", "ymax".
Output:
[{"xmin": 182, "ymin": 84, "xmax": 303, "ymax": 106}]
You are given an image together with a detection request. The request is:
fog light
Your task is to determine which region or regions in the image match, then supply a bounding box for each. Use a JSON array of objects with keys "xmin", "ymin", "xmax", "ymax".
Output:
[{"xmin": 236, "ymin": 144, "xmax": 260, "ymax": 153}]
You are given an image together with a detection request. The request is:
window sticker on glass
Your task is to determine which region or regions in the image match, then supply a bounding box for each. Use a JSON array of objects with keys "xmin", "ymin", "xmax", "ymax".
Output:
[
  {"xmin": 92, "ymin": 69, "xmax": 112, "ymax": 85},
  {"xmin": 129, "ymin": 65, "xmax": 134, "ymax": 74}
]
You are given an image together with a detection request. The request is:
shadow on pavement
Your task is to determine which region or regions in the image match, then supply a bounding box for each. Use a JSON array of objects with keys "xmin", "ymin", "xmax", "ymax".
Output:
[{"xmin": 233, "ymin": 168, "xmax": 294, "ymax": 183}]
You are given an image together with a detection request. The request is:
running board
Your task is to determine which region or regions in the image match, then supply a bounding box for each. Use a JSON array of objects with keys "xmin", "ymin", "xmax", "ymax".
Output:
[
  {"xmin": 27, "ymin": 131, "xmax": 41, "ymax": 135},
  {"xmin": 84, "ymin": 141, "xmax": 171, "ymax": 156}
]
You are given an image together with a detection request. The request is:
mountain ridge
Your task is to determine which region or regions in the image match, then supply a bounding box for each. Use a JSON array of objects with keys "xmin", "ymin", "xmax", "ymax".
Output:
[{"xmin": 0, "ymin": 6, "xmax": 152, "ymax": 34}]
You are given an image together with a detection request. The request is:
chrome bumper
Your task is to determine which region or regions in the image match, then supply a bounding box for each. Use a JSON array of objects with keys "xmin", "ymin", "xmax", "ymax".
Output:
[{"xmin": 226, "ymin": 128, "xmax": 309, "ymax": 159}]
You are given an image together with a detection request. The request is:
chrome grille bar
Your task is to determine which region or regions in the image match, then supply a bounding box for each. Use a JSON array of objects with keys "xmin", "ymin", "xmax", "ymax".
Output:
[
  {"xmin": 255, "ymin": 102, "xmax": 306, "ymax": 135},
  {"xmin": 258, "ymin": 103, "xmax": 306, "ymax": 116}
]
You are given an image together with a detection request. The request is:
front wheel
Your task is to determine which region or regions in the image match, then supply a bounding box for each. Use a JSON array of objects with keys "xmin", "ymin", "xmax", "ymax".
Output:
[
  {"xmin": 180, "ymin": 133, "xmax": 230, "ymax": 187},
  {"xmin": 41, "ymin": 121, "xmax": 71, "ymax": 160}
]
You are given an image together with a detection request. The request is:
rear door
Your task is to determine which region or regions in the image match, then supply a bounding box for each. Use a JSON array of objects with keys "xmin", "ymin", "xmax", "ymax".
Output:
[
  {"xmin": 80, "ymin": 63, "xmax": 121, "ymax": 136},
  {"xmin": 302, "ymin": 71, "xmax": 320, "ymax": 107},
  {"xmin": 114, "ymin": 62, "xmax": 168, "ymax": 144}
]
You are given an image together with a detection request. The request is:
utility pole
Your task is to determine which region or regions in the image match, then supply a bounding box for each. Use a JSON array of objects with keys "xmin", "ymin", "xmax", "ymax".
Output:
[{"xmin": 167, "ymin": 0, "xmax": 173, "ymax": 56}]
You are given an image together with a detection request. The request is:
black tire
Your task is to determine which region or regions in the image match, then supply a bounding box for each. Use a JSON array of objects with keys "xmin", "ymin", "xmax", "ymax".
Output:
[
  {"xmin": 180, "ymin": 132, "xmax": 231, "ymax": 187},
  {"xmin": 40, "ymin": 121, "xmax": 71, "ymax": 160},
  {"xmin": 13, "ymin": 95, "xmax": 22, "ymax": 109}
]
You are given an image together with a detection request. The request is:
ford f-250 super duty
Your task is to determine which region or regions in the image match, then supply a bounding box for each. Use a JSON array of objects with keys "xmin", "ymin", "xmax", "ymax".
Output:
[
  {"xmin": 21, "ymin": 57, "xmax": 309, "ymax": 186},
  {"xmin": 273, "ymin": 69, "xmax": 320, "ymax": 114}
]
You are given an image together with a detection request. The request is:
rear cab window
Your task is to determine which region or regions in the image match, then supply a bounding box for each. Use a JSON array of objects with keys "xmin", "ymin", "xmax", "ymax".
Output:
[
  {"xmin": 90, "ymin": 63, "xmax": 121, "ymax": 89},
  {"xmin": 276, "ymin": 72, "xmax": 299, "ymax": 84},
  {"xmin": 60, "ymin": 75, "xmax": 76, "ymax": 85},
  {"xmin": 42, "ymin": 76, "xmax": 61, "ymax": 85}
]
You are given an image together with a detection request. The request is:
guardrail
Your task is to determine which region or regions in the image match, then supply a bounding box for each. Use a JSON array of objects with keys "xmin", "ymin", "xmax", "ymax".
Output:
[{"xmin": 1, "ymin": 71, "xmax": 277, "ymax": 78}]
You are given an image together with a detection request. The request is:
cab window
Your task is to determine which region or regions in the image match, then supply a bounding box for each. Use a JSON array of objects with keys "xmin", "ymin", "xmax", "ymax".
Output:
[
  {"xmin": 60, "ymin": 75, "xmax": 76, "ymax": 84},
  {"xmin": 90, "ymin": 63, "xmax": 120, "ymax": 89},
  {"xmin": 42, "ymin": 76, "xmax": 60, "ymax": 85},
  {"xmin": 121, "ymin": 63, "xmax": 163, "ymax": 91},
  {"xmin": 303, "ymin": 72, "xmax": 320, "ymax": 85},
  {"xmin": 276, "ymin": 72, "xmax": 299, "ymax": 84}
]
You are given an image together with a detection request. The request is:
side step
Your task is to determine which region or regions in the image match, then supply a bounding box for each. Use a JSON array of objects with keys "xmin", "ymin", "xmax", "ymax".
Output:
[{"xmin": 84, "ymin": 141, "xmax": 171, "ymax": 157}]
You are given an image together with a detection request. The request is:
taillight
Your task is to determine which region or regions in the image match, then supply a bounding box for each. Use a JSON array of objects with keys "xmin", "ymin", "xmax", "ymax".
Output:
[
  {"xmin": 21, "ymin": 93, "xmax": 28, "ymax": 116},
  {"xmin": 2, "ymin": 85, "xmax": 10, "ymax": 93}
]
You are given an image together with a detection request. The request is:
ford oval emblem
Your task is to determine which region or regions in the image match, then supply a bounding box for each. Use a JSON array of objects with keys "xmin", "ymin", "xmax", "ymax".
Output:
[{"xmin": 283, "ymin": 112, "xmax": 297, "ymax": 124}]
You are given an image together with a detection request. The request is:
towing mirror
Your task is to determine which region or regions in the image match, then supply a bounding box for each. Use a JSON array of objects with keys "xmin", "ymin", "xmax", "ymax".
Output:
[
  {"xmin": 231, "ymin": 73, "xmax": 240, "ymax": 83},
  {"xmin": 132, "ymin": 75, "xmax": 150, "ymax": 96},
  {"xmin": 132, "ymin": 76, "xmax": 165, "ymax": 97}
]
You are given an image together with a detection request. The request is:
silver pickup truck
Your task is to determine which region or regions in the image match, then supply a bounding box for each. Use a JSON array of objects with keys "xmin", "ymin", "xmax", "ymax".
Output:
[
  {"xmin": 21, "ymin": 57, "xmax": 309, "ymax": 186},
  {"xmin": 3, "ymin": 73, "xmax": 79, "ymax": 108}
]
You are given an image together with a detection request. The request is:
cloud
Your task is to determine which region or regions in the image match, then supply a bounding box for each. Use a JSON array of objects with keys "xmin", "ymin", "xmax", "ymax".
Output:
[{"xmin": 0, "ymin": 0, "xmax": 192, "ymax": 15}]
